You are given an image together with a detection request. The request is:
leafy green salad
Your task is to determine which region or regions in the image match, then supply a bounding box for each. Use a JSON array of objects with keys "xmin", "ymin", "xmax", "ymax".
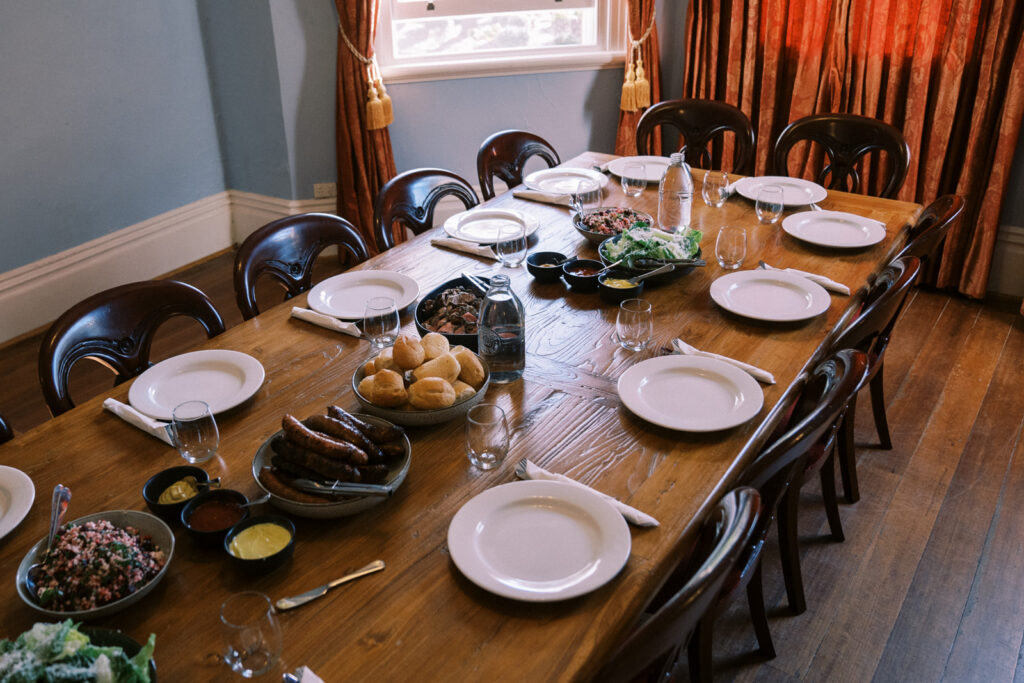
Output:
[
  {"xmin": 602, "ymin": 226, "xmax": 702, "ymax": 262},
  {"xmin": 0, "ymin": 621, "xmax": 154, "ymax": 683}
]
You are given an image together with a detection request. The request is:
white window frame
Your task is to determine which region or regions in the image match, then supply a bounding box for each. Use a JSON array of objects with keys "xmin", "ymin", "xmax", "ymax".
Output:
[{"xmin": 376, "ymin": 0, "xmax": 628, "ymax": 84}]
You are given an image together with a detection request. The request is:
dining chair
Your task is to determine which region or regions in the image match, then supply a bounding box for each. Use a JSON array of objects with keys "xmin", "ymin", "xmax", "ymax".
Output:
[
  {"xmin": 233, "ymin": 213, "xmax": 370, "ymax": 320},
  {"xmin": 893, "ymin": 194, "xmax": 965, "ymax": 273},
  {"xmin": 680, "ymin": 348, "xmax": 868, "ymax": 679},
  {"xmin": 635, "ymin": 98, "xmax": 756, "ymax": 174},
  {"xmin": 594, "ymin": 487, "xmax": 762, "ymax": 683},
  {"xmin": 373, "ymin": 168, "xmax": 479, "ymax": 252},
  {"xmin": 0, "ymin": 413, "xmax": 13, "ymax": 444},
  {"xmin": 38, "ymin": 280, "xmax": 225, "ymax": 416},
  {"xmin": 476, "ymin": 130, "xmax": 560, "ymax": 200},
  {"xmin": 826, "ymin": 256, "xmax": 922, "ymax": 504},
  {"xmin": 772, "ymin": 113, "xmax": 911, "ymax": 199}
]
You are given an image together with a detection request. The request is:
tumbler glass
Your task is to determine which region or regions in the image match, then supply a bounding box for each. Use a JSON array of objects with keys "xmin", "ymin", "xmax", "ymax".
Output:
[
  {"xmin": 465, "ymin": 404, "xmax": 510, "ymax": 471},
  {"xmin": 220, "ymin": 591, "xmax": 282, "ymax": 678},
  {"xmin": 171, "ymin": 400, "xmax": 218, "ymax": 464},
  {"xmin": 616, "ymin": 299, "xmax": 653, "ymax": 351}
]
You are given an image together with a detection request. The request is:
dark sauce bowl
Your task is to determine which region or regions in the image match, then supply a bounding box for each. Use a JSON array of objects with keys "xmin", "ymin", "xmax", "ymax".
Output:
[
  {"xmin": 224, "ymin": 514, "xmax": 295, "ymax": 575},
  {"xmin": 598, "ymin": 270, "xmax": 644, "ymax": 304},
  {"xmin": 562, "ymin": 258, "xmax": 604, "ymax": 292},
  {"xmin": 526, "ymin": 251, "xmax": 568, "ymax": 283},
  {"xmin": 143, "ymin": 466, "xmax": 210, "ymax": 524},
  {"xmin": 181, "ymin": 489, "xmax": 249, "ymax": 546}
]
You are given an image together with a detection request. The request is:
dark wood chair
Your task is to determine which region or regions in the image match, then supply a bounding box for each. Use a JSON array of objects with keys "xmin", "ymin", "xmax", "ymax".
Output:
[
  {"xmin": 894, "ymin": 195, "xmax": 965, "ymax": 272},
  {"xmin": 476, "ymin": 130, "xmax": 560, "ymax": 200},
  {"xmin": 772, "ymin": 113, "xmax": 911, "ymax": 198},
  {"xmin": 38, "ymin": 280, "xmax": 225, "ymax": 416},
  {"xmin": 827, "ymin": 257, "xmax": 922, "ymax": 504},
  {"xmin": 0, "ymin": 414, "xmax": 13, "ymax": 444},
  {"xmin": 635, "ymin": 98, "xmax": 756, "ymax": 174},
  {"xmin": 373, "ymin": 168, "xmax": 478, "ymax": 251},
  {"xmin": 594, "ymin": 487, "xmax": 762, "ymax": 682},
  {"xmin": 233, "ymin": 213, "xmax": 370, "ymax": 320},
  {"xmin": 685, "ymin": 349, "xmax": 869, "ymax": 680}
]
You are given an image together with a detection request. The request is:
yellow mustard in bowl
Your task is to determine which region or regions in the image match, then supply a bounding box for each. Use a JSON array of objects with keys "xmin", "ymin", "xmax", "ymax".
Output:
[
  {"xmin": 228, "ymin": 523, "xmax": 292, "ymax": 560},
  {"xmin": 157, "ymin": 476, "xmax": 199, "ymax": 504},
  {"xmin": 602, "ymin": 278, "xmax": 637, "ymax": 289}
]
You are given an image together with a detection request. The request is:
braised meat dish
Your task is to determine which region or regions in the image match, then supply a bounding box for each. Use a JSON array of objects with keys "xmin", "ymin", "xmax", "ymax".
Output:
[{"xmin": 420, "ymin": 286, "xmax": 482, "ymax": 335}]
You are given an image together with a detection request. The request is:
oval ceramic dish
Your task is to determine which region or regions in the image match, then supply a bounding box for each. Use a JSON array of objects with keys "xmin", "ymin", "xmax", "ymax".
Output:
[{"xmin": 414, "ymin": 275, "xmax": 491, "ymax": 352}]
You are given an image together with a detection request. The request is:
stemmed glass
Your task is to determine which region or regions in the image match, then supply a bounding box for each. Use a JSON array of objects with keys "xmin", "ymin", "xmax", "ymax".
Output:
[
  {"xmin": 616, "ymin": 299, "xmax": 653, "ymax": 351},
  {"xmin": 171, "ymin": 400, "xmax": 218, "ymax": 464},
  {"xmin": 362, "ymin": 296, "xmax": 399, "ymax": 351},
  {"xmin": 571, "ymin": 178, "xmax": 602, "ymax": 216},
  {"xmin": 702, "ymin": 170, "xmax": 730, "ymax": 208},
  {"xmin": 755, "ymin": 185, "xmax": 784, "ymax": 224},
  {"xmin": 220, "ymin": 591, "xmax": 282, "ymax": 678},
  {"xmin": 620, "ymin": 163, "xmax": 647, "ymax": 198}
]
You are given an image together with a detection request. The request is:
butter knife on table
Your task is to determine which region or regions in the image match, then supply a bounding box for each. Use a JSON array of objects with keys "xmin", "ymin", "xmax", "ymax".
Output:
[
  {"xmin": 275, "ymin": 560, "xmax": 385, "ymax": 611},
  {"xmin": 103, "ymin": 398, "xmax": 174, "ymax": 446}
]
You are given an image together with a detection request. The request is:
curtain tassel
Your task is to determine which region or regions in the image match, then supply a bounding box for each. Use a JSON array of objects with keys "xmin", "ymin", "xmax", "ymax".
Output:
[
  {"xmin": 634, "ymin": 55, "xmax": 650, "ymax": 109},
  {"xmin": 375, "ymin": 77, "xmax": 394, "ymax": 126},
  {"xmin": 366, "ymin": 82, "xmax": 386, "ymax": 130},
  {"xmin": 620, "ymin": 60, "xmax": 637, "ymax": 112}
]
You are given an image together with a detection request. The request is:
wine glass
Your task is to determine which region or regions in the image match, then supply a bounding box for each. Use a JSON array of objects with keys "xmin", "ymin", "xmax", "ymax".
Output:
[
  {"xmin": 620, "ymin": 162, "xmax": 647, "ymax": 198},
  {"xmin": 362, "ymin": 296, "xmax": 399, "ymax": 351},
  {"xmin": 702, "ymin": 170, "xmax": 730, "ymax": 207},
  {"xmin": 755, "ymin": 185, "xmax": 784, "ymax": 224},
  {"xmin": 220, "ymin": 591, "xmax": 282, "ymax": 678}
]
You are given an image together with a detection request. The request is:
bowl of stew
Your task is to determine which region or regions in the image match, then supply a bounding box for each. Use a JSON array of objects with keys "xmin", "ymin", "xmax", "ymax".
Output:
[
  {"xmin": 561, "ymin": 259, "xmax": 604, "ymax": 292},
  {"xmin": 181, "ymin": 489, "xmax": 250, "ymax": 546},
  {"xmin": 414, "ymin": 275, "xmax": 490, "ymax": 352}
]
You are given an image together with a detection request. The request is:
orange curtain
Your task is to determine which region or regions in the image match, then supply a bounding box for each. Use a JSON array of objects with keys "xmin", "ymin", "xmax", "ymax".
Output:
[
  {"xmin": 614, "ymin": 0, "xmax": 661, "ymax": 155},
  {"xmin": 684, "ymin": 0, "xmax": 1024, "ymax": 301},
  {"xmin": 335, "ymin": 0, "xmax": 397, "ymax": 255}
]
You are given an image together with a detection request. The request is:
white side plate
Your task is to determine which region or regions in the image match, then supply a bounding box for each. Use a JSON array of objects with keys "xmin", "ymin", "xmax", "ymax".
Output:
[
  {"xmin": 606, "ymin": 156, "xmax": 671, "ymax": 183},
  {"xmin": 782, "ymin": 210, "xmax": 887, "ymax": 248},
  {"xmin": 308, "ymin": 271, "xmax": 420, "ymax": 320},
  {"xmin": 710, "ymin": 270, "xmax": 832, "ymax": 322},
  {"xmin": 128, "ymin": 349, "xmax": 265, "ymax": 420},
  {"xmin": 443, "ymin": 208, "xmax": 540, "ymax": 244},
  {"xmin": 448, "ymin": 480, "xmax": 631, "ymax": 602},
  {"xmin": 733, "ymin": 176, "xmax": 828, "ymax": 206},
  {"xmin": 617, "ymin": 355, "xmax": 764, "ymax": 432},
  {"xmin": 0, "ymin": 466, "xmax": 34, "ymax": 540},
  {"xmin": 523, "ymin": 167, "xmax": 610, "ymax": 194}
]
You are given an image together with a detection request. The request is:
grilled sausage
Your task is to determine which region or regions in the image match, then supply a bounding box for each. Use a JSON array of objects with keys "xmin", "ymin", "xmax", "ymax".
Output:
[
  {"xmin": 378, "ymin": 441, "xmax": 406, "ymax": 462},
  {"xmin": 304, "ymin": 415, "xmax": 384, "ymax": 463},
  {"xmin": 327, "ymin": 406, "xmax": 405, "ymax": 443},
  {"xmin": 356, "ymin": 463, "xmax": 390, "ymax": 484},
  {"xmin": 281, "ymin": 414, "xmax": 369, "ymax": 465},
  {"xmin": 259, "ymin": 467, "xmax": 333, "ymax": 504}
]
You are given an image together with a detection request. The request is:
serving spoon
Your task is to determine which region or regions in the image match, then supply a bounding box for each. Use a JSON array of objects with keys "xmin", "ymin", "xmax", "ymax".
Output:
[{"xmin": 25, "ymin": 484, "xmax": 72, "ymax": 600}]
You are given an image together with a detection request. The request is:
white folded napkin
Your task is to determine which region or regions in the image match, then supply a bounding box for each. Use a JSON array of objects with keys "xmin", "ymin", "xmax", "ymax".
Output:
[
  {"xmin": 297, "ymin": 667, "xmax": 324, "ymax": 683},
  {"xmin": 760, "ymin": 262, "xmax": 850, "ymax": 295},
  {"xmin": 512, "ymin": 189, "xmax": 573, "ymax": 207},
  {"xmin": 429, "ymin": 237, "xmax": 498, "ymax": 261},
  {"xmin": 671, "ymin": 338, "xmax": 776, "ymax": 385},
  {"xmin": 103, "ymin": 398, "xmax": 174, "ymax": 446},
  {"xmin": 516, "ymin": 459, "xmax": 659, "ymax": 527},
  {"xmin": 290, "ymin": 307, "xmax": 362, "ymax": 337}
]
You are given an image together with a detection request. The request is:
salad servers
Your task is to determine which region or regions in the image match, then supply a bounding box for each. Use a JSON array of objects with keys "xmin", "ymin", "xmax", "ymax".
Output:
[
  {"xmin": 25, "ymin": 484, "xmax": 72, "ymax": 598},
  {"xmin": 275, "ymin": 560, "xmax": 386, "ymax": 611},
  {"xmin": 626, "ymin": 263, "xmax": 676, "ymax": 284},
  {"xmin": 290, "ymin": 478, "xmax": 393, "ymax": 498},
  {"xmin": 627, "ymin": 256, "xmax": 707, "ymax": 270}
]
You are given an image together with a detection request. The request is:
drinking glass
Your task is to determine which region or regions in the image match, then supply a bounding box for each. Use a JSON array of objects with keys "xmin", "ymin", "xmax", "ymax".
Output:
[
  {"xmin": 715, "ymin": 226, "xmax": 747, "ymax": 270},
  {"xmin": 220, "ymin": 591, "xmax": 282, "ymax": 678},
  {"xmin": 755, "ymin": 185, "xmax": 784, "ymax": 224},
  {"xmin": 571, "ymin": 178, "xmax": 603, "ymax": 216},
  {"xmin": 171, "ymin": 400, "xmax": 218, "ymax": 464},
  {"xmin": 616, "ymin": 299, "xmax": 653, "ymax": 351},
  {"xmin": 362, "ymin": 296, "xmax": 399, "ymax": 351},
  {"xmin": 495, "ymin": 223, "xmax": 527, "ymax": 268},
  {"xmin": 620, "ymin": 163, "xmax": 647, "ymax": 198},
  {"xmin": 702, "ymin": 170, "xmax": 730, "ymax": 208},
  {"xmin": 465, "ymin": 404, "xmax": 509, "ymax": 471}
]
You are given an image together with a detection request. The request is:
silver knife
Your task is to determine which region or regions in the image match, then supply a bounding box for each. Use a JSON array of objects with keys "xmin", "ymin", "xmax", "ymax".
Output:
[{"xmin": 275, "ymin": 560, "xmax": 386, "ymax": 611}]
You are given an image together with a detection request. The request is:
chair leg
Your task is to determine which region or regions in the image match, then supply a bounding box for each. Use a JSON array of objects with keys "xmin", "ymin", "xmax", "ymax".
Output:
[
  {"xmin": 838, "ymin": 400, "xmax": 861, "ymax": 504},
  {"xmin": 745, "ymin": 560, "xmax": 776, "ymax": 659},
  {"xmin": 820, "ymin": 450, "xmax": 846, "ymax": 542},
  {"xmin": 687, "ymin": 618, "xmax": 714, "ymax": 683},
  {"xmin": 869, "ymin": 361, "xmax": 893, "ymax": 449},
  {"xmin": 777, "ymin": 487, "xmax": 807, "ymax": 615}
]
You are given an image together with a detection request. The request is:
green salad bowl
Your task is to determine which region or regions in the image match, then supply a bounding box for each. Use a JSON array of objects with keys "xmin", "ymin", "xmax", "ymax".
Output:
[{"xmin": 598, "ymin": 235, "xmax": 704, "ymax": 286}]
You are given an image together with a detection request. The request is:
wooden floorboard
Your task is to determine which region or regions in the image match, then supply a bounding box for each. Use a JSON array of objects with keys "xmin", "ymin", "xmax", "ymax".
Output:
[{"xmin": 1, "ymin": 256, "xmax": 1023, "ymax": 682}]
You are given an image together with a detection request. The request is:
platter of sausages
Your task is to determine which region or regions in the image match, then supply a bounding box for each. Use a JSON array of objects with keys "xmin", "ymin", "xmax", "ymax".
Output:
[{"xmin": 252, "ymin": 407, "xmax": 411, "ymax": 518}]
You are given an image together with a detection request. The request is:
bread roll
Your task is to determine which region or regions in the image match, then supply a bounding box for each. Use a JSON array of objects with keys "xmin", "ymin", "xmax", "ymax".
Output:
[
  {"xmin": 421, "ymin": 332, "xmax": 450, "ymax": 360},
  {"xmin": 451, "ymin": 380, "xmax": 476, "ymax": 402},
  {"xmin": 370, "ymin": 368, "xmax": 407, "ymax": 408},
  {"xmin": 452, "ymin": 347, "xmax": 486, "ymax": 389},
  {"xmin": 361, "ymin": 360, "xmax": 378, "ymax": 377},
  {"xmin": 393, "ymin": 334, "xmax": 425, "ymax": 370},
  {"xmin": 407, "ymin": 377, "xmax": 457, "ymax": 410},
  {"xmin": 412, "ymin": 352, "xmax": 460, "ymax": 384},
  {"xmin": 373, "ymin": 347, "xmax": 400, "ymax": 373},
  {"xmin": 357, "ymin": 375, "xmax": 376, "ymax": 398}
]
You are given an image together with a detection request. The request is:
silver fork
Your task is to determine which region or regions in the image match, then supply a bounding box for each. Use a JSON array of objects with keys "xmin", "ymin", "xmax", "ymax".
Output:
[{"xmin": 514, "ymin": 458, "xmax": 529, "ymax": 479}]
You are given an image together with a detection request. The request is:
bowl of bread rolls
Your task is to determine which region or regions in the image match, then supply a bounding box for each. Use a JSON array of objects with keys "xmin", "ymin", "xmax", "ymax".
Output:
[{"xmin": 352, "ymin": 331, "xmax": 490, "ymax": 426}]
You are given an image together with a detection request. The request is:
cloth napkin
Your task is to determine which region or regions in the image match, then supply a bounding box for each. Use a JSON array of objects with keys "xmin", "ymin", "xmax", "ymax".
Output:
[
  {"xmin": 297, "ymin": 667, "xmax": 324, "ymax": 683},
  {"xmin": 290, "ymin": 307, "xmax": 362, "ymax": 337},
  {"xmin": 671, "ymin": 338, "xmax": 776, "ymax": 385},
  {"xmin": 102, "ymin": 398, "xmax": 174, "ymax": 446},
  {"xmin": 512, "ymin": 189, "xmax": 573, "ymax": 207},
  {"xmin": 430, "ymin": 237, "xmax": 497, "ymax": 261},
  {"xmin": 760, "ymin": 262, "xmax": 850, "ymax": 295},
  {"xmin": 516, "ymin": 459, "xmax": 659, "ymax": 527}
]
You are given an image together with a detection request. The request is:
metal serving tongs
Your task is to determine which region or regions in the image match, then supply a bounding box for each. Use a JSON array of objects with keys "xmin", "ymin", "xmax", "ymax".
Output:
[{"xmin": 625, "ymin": 256, "xmax": 707, "ymax": 270}]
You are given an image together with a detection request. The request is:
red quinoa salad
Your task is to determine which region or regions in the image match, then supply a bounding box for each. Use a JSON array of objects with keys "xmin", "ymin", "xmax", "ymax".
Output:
[
  {"xmin": 579, "ymin": 207, "xmax": 652, "ymax": 236},
  {"xmin": 33, "ymin": 519, "xmax": 166, "ymax": 611}
]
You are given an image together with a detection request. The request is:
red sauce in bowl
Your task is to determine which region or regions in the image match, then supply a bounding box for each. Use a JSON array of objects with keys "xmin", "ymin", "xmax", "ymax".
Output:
[
  {"xmin": 187, "ymin": 500, "xmax": 244, "ymax": 531},
  {"xmin": 568, "ymin": 266, "xmax": 600, "ymax": 277}
]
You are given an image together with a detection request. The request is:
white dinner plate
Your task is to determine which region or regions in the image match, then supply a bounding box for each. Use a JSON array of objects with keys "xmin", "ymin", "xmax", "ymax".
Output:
[
  {"xmin": 606, "ymin": 156, "xmax": 671, "ymax": 183},
  {"xmin": 443, "ymin": 208, "xmax": 540, "ymax": 245},
  {"xmin": 128, "ymin": 349, "xmax": 265, "ymax": 420},
  {"xmin": 733, "ymin": 176, "xmax": 828, "ymax": 206},
  {"xmin": 308, "ymin": 271, "xmax": 420, "ymax": 320},
  {"xmin": 447, "ymin": 480, "xmax": 631, "ymax": 602},
  {"xmin": 0, "ymin": 466, "xmax": 35, "ymax": 541},
  {"xmin": 710, "ymin": 270, "xmax": 832, "ymax": 322},
  {"xmin": 523, "ymin": 167, "xmax": 610, "ymax": 195},
  {"xmin": 617, "ymin": 355, "xmax": 764, "ymax": 432},
  {"xmin": 782, "ymin": 210, "xmax": 887, "ymax": 248}
]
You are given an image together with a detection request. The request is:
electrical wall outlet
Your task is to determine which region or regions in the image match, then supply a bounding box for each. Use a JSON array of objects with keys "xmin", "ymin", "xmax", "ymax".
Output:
[{"xmin": 314, "ymin": 182, "xmax": 337, "ymax": 199}]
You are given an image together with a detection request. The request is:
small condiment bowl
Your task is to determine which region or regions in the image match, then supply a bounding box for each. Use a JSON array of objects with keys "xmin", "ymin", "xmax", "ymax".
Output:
[
  {"xmin": 143, "ymin": 465, "xmax": 210, "ymax": 524},
  {"xmin": 526, "ymin": 251, "xmax": 568, "ymax": 283},
  {"xmin": 598, "ymin": 269, "xmax": 645, "ymax": 304},
  {"xmin": 181, "ymin": 489, "xmax": 249, "ymax": 546},
  {"xmin": 562, "ymin": 258, "xmax": 604, "ymax": 292},
  {"xmin": 224, "ymin": 514, "xmax": 295, "ymax": 575}
]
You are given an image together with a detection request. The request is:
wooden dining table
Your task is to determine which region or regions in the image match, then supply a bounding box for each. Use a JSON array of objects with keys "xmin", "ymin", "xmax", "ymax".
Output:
[{"xmin": 0, "ymin": 151, "xmax": 921, "ymax": 681}]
